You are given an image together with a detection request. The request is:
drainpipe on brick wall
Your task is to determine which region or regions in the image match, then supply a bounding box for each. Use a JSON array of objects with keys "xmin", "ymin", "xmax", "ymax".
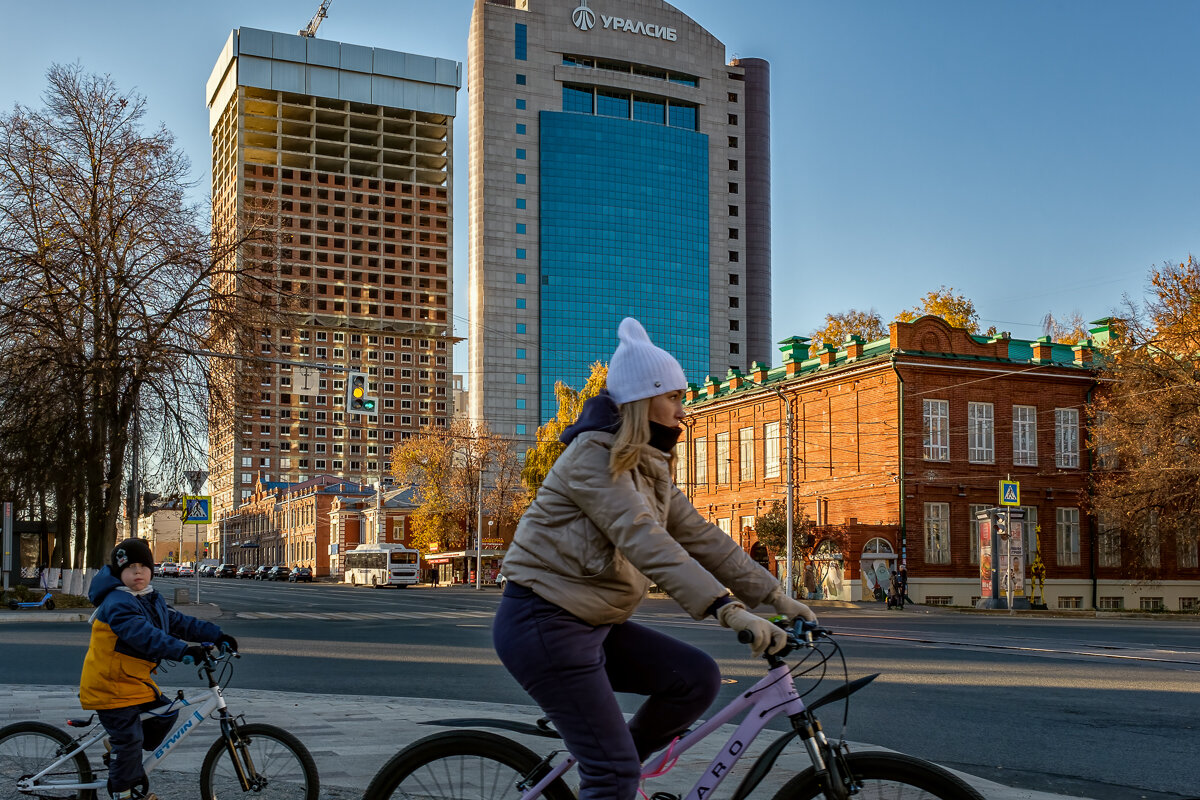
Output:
[{"xmin": 891, "ymin": 355, "xmax": 906, "ymax": 565}]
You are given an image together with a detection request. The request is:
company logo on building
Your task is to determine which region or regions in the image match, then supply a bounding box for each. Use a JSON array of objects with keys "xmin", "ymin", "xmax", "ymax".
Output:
[
  {"xmin": 571, "ymin": 0, "xmax": 596, "ymax": 31},
  {"xmin": 571, "ymin": 2, "xmax": 678, "ymax": 41}
]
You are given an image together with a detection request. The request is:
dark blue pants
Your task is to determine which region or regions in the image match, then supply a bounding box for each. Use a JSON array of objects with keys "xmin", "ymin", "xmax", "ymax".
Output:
[
  {"xmin": 493, "ymin": 583, "xmax": 720, "ymax": 800},
  {"xmin": 97, "ymin": 695, "xmax": 177, "ymax": 795}
]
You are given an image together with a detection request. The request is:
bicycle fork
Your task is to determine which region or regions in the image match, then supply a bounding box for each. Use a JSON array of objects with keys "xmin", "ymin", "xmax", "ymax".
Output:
[
  {"xmin": 218, "ymin": 714, "xmax": 264, "ymax": 792},
  {"xmin": 790, "ymin": 712, "xmax": 859, "ymax": 799}
]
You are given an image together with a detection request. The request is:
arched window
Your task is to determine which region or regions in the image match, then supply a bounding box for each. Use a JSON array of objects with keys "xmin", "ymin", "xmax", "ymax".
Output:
[{"xmin": 862, "ymin": 537, "xmax": 895, "ymax": 556}]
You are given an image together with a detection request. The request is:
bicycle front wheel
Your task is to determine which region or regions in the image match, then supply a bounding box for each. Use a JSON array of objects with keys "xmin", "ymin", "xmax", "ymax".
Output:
[
  {"xmin": 199, "ymin": 723, "xmax": 318, "ymax": 800},
  {"xmin": 0, "ymin": 721, "xmax": 95, "ymax": 799},
  {"xmin": 772, "ymin": 751, "xmax": 984, "ymax": 800},
  {"xmin": 364, "ymin": 730, "xmax": 576, "ymax": 800}
]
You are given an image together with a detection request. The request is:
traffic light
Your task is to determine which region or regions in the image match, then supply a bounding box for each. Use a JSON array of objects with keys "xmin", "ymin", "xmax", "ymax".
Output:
[
  {"xmin": 994, "ymin": 513, "xmax": 1009, "ymax": 541},
  {"xmin": 345, "ymin": 370, "xmax": 378, "ymax": 417}
]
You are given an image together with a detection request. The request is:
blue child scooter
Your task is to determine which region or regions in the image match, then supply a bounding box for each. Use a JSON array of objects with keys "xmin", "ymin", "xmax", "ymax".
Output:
[{"xmin": 7, "ymin": 591, "xmax": 55, "ymax": 610}]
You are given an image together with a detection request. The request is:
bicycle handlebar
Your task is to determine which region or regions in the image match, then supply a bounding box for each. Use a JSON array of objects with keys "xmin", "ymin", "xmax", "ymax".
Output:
[{"xmin": 736, "ymin": 618, "xmax": 828, "ymax": 654}]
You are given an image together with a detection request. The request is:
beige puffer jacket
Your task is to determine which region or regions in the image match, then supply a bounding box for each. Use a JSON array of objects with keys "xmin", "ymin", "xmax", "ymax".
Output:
[{"xmin": 501, "ymin": 430, "xmax": 782, "ymax": 625}]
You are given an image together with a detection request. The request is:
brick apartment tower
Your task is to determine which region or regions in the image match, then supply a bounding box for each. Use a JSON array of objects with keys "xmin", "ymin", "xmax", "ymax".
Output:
[{"xmin": 206, "ymin": 28, "xmax": 461, "ymax": 534}]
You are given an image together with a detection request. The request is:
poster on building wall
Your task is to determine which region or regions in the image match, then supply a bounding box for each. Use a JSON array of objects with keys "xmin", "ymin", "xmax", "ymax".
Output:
[
  {"xmin": 979, "ymin": 517, "xmax": 993, "ymax": 597},
  {"xmin": 1003, "ymin": 521, "xmax": 1025, "ymax": 598}
]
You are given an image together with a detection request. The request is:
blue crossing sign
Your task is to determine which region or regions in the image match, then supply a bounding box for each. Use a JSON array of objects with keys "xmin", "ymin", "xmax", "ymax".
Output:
[
  {"xmin": 999, "ymin": 480, "xmax": 1020, "ymax": 507},
  {"xmin": 183, "ymin": 496, "xmax": 213, "ymax": 525}
]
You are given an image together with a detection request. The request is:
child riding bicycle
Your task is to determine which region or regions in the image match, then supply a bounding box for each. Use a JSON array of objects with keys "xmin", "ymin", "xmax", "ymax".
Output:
[
  {"xmin": 79, "ymin": 538, "xmax": 238, "ymax": 800},
  {"xmin": 494, "ymin": 318, "xmax": 817, "ymax": 800}
]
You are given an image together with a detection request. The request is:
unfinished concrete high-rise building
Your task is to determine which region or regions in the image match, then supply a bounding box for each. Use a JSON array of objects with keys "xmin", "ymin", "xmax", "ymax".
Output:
[{"xmin": 206, "ymin": 27, "xmax": 461, "ymax": 544}]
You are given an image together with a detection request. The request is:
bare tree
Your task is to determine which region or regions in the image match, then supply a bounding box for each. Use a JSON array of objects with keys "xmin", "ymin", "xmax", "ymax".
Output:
[{"xmin": 0, "ymin": 64, "xmax": 277, "ymax": 566}]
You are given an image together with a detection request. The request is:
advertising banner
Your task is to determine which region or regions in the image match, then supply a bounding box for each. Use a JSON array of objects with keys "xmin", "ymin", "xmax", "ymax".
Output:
[{"xmin": 979, "ymin": 517, "xmax": 993, "ymax": 597}]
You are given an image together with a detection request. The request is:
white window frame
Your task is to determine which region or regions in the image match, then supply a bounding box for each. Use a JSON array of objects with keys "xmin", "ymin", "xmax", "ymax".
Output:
[
  {"xmin": 693, "ymin": 437, "xmax": 708, "ymax": 488},
  {"xmin": 763, "ymin": 421, "xmax": 780, "ymax": 479},
  {"xmin": 1055, "ymin": 408, "xmax": 1080, "ymax": 468},
  {"xmin": 1012, "ymin": 405, "xmax": 1037, "ymax": 466},
  {"xmin": 716, "ymin": 431, "xmax": 731, "ymax": 485},
  {"xmin": 738, "ymin": 427, "xmax": 755, "ymax": 482},
  {"xmin": 1097, "ymin": 512, "xmax": 1120, "ymax": 568},
  {"xmin": 1056, "ymin": 507, "xmax": 1080, "ymax": 565},
  {"xmin": 674, "ymin": 440, "xmax": 687, "ymax": 486},
  {"xmin": 969, "ymin": 504, "xmax": 988, "ymax": 565},
  {"xmin": 1178, "ymin": 522, "xmax": 1198, "ymax": 569},
  {"xmin": 923, "ymin": 399, "xmax": 949, "ymax": 461},
  {"xmin": 924, "ymin": 502, "xmax": 951, "ymax": 564},
  {"xmin": 967, "ymin": 402, "xmax": 994, "ymax": 463}
]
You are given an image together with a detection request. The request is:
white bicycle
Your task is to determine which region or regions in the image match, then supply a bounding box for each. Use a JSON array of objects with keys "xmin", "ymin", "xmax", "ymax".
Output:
[{"xmin": 0, "ymin": 646, "xmax": 319, "ymax": 799}]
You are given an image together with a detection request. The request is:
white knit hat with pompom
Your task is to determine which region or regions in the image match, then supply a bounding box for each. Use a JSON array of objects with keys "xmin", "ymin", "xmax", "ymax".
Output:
[{"xmin": 607, "ymin": 317, "xmax": 688, "ymax": 405}]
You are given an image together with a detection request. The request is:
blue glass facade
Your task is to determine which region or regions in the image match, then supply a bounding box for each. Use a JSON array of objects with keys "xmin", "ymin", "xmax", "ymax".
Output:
[{"xmin": 538, "ymin": 111, "xmax": 709, "ymax": 420}]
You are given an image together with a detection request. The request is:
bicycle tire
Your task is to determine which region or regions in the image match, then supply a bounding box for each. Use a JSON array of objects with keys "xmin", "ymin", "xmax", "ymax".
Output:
[
  {"xmin": 0, "ymin": 720, "xmax": 95, "ymax": 800},
  {"xmin": 771, "ymin": 751, "xmax": 984, "ymax": 800},
  {"xmin": 363, "ymin": 729, "xmax": 576, "ymax": 800},
  {"xmin": 199, "ymin": 723, "xmax": 318, "ymax": 800}
]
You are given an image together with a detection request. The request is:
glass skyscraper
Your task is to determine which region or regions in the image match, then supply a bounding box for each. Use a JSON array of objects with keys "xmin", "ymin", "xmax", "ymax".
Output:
[{"xmin": 468, "ymin": 0, "xmax": 772, "ymax": 441}]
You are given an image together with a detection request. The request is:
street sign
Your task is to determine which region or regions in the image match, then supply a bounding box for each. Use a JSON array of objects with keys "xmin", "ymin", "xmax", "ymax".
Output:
[
  {"xmin": 1000, "ymin": 480, "xmax": 1020, "ymax": 506},
  {"xmin": 183, "ymin": 495, "xmax": 213, "ymax": 525},
  {"xmin": 184, "ymin": 470, "xmax": 208, "ymax": 494},
  {"xmin": 295, "ymin": 365, "xmax": 321, "ymax": 396}
]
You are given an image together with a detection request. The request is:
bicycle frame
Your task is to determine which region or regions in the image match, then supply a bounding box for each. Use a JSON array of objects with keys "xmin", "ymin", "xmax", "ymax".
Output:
[
  {"xmin": 16, "ymin": 683, "xmax": 230, "ymax": 794},
  {"xmin": 520, "ymin": 661, "xmax": 812, "ymax": 800}
]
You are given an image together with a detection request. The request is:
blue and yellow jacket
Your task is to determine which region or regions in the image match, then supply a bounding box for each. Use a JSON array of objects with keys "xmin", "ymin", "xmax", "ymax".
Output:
[{"xmin": 78, "ymin": 567, "xmax": 222, "ymax": 710}]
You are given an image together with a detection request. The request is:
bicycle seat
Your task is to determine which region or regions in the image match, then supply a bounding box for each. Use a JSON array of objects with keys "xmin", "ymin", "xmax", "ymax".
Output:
[{"xmin": 66, "ymin": 715, "xmax": 95, "ymax": 728}]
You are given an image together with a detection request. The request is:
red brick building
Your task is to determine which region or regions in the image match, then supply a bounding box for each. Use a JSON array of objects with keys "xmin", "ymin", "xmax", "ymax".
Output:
[{"xmin": 682, "ymin": 316, "xmax": 1200, "ymax": 610}]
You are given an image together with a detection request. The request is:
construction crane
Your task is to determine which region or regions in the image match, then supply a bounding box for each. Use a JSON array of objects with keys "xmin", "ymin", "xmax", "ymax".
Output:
[{"xmin": 299, "ymin": 0, "xmax": 332, "ymax": 38}]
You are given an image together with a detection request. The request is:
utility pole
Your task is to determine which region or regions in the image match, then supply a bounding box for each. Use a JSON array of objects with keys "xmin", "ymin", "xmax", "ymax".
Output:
[{"xmin": 752, "ymin": 380, "xmax": 795, "ymax": 598}]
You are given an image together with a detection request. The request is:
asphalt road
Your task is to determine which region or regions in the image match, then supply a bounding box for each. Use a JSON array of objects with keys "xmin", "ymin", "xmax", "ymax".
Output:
[{"xmin": 4, "ymin": 577, "xmax": 1199, "ymax": 799}]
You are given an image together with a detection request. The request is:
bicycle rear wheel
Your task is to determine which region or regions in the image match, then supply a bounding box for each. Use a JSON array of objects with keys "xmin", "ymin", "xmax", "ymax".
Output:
[
  {"xmin": 199, "ymin": 723, "xmax": 318, "ymax": 800},
  {"xmin": 0, "ymin": 721, "xmax": 95, "ymax": 799},
  {"xmin": 771, "ymin": 751, "xmax": 984, "ymax": 800},
  {"xmin": 364, "ymin": 730, "xmax": 576, "ymax": 800}
]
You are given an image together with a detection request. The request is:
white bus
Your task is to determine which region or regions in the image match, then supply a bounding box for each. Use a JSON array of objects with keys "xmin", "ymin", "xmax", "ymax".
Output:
[{"xmin": 344, "ymin": 544, "xmax": 421, "ymax": 587}]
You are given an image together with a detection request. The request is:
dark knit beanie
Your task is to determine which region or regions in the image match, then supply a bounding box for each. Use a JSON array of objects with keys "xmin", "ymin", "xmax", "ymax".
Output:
[{"xmin": 111, "ymin": 538, "xmax": 154, "ymax": 576}]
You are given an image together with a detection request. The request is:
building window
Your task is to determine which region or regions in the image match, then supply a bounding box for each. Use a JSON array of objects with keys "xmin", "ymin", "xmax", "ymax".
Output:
[
  {"xmin": 923, "ymin": 399, "xmax": 949, "ymax": 461},
  {"xmin": 1098, "ymin": 512, "xmax": 1120, "ymax": 568},
  {"xmin": 515, "ymin": 298, "xmax": 526, "ymax": 308},
  {"xmin": 967, "ymin": 402, "xmax": 994, "ymax": 463},
  {"xmin": 1055, "ymin": 408, "xmax": 1079, "ymax": 468},
  {"xmin": 516, "ymin": 173, "xmax": 526, "ymax": 184},
  {"xmin": 715, "ymin": 431, "xmax": 731, "ymax": 485},
  {"xmin": 516, "ymin": 323, "xmax": 526, "ymax": 334},
  {"xmin": 694, "ymin": 436, "xmax": 708, "ymax": 488},
  {"xmin": 1012, "ymin": 405, "xmax": 1037, "ymax": 466},
  {"xmin": 563, "ymin": 84, "xmax": 594, "ymax": 114},
  {"xmin": 738, "ymin": 427, "xmax": 754, "ymax": 482},
  {"xmin": 516, "ymin": 223, "xmax": 527, "ymax": 235},
  {"xmin": 969, "ymin": 504, "xmax": 988, "ymax": 565},
  {"xmin": 516, "ymin": 398, "xmax": 526, "ymax": 409},
  {"xmin": 1019, "ymin": 506, "xmax": 1039, "ymax": 559},
  {"xmin": 516, "ymin": 198, "xmax": 526, "ymax": 209},
  {"xmin": 924, "ymin": 503, "xmax": 950, "ymax": 564},
  {"xmin": 716, "ymin": 518, "xmax": 732, "ymax": 537},
  {"xmin": 516, "ymin": 249, "xmax": 526, "ymax": 259},
  {"xmin": 516, "ymin": 123, "xmax": 526, "ymax": 135},
  {"xmin": 668, "ymin": 103, "xmax": 697, "ymax": 130},
  {"xmin": 516, "ymin": 424, "xmax": 527, "ymax": 435},
  {"xmin": 516, "ymin": 98, "xmax": 526, "ymax": 110},
  {"xmin": 674, "ymin": 440, "xmax": 687, "ymax": 486},
  {"xmin": 763, "ymin": 421, "xmax": 780, "ymax": 479},
  {"xmin": 633, "ymin": 95, "xmax": 665, "ymax": 124},
  {"xmin": 515, "ymin": 73, "xmax": 527, "ymax": 85},
  {"xmin": 514, "ymin": 23, "xmax": 527, "ymax": 60},
  {"xmin": 515, "ymin": 272, "xmax": 526, "ymax": 283},
  {"xmin": 1178, "ymin": 523, "xmax": 1198, "ymax": 569},
  {"xmin": 516, "ymin": 374, "xmax": 526, "ymax": 384},
  {"xmin": 516, "ymin": 349, "xmax": 526, "ymax": 359},
  {"xmin": 597, "ymin": 89, "xmax": 630, "ymax": 118},
  {"xmin": 1056, "ymin": 507, "xmax": 1081, "ymax": 566}
]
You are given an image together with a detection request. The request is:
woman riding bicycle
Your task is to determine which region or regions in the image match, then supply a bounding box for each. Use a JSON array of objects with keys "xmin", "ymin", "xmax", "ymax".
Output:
[{"xmin": 494, "ymin": 317, "xmax": 816, "ymax": 800}]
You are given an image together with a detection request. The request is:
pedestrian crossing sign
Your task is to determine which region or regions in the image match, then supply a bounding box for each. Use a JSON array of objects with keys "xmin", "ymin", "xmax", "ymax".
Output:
[
  {"xmin": 999, "ymin": 480, "xmax": 1020, "ymax": 507},
  {"xmin": 183, "ymin": 495, "xmax": 213, "ymax": 524}
]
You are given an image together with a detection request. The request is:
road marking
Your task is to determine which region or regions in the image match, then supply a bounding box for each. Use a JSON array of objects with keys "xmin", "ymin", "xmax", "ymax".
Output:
[{"xmin": 235, "ymin": 610, "xmax": 496, "ymax": 621}]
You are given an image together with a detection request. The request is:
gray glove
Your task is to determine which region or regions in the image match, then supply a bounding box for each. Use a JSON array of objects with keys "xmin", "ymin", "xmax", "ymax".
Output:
[
  {"xmin": 767, "ymin": 587, "xmax": 818, "ymax": 623},
  {"xmin": 717, "ymin": 602, "xmax": 788, "ymax": 658}
]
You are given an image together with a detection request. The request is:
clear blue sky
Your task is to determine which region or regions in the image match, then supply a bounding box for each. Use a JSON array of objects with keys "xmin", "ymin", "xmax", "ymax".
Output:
[{"xmin": 4, "ymin": 1, "xmax": 1196, "ymax": 370}]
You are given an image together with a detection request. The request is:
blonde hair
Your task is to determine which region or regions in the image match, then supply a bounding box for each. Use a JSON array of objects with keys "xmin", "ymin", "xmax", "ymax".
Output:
[{"xmin": 609, "ymin": 398, "xmax": 677, "ymax": 479}]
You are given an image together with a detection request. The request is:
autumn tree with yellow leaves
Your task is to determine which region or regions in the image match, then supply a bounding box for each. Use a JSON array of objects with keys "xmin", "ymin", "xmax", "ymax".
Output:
[
  {"xmin": 522, "ymin": 362, "xmax": 608, "ymax": 494},
  {"xmin": 896, "ymin": 286, "xmax": 997, "ymax": 336}
]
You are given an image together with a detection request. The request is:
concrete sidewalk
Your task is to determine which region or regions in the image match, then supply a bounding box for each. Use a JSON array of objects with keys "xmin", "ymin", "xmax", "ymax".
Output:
[
  {"xmin": 0, "ymin": 684, "xmax": 1084, "ymax": 800},
  {"xmin": 0, "ymin": 602, "xmax": 1094, "ymax": 799}
]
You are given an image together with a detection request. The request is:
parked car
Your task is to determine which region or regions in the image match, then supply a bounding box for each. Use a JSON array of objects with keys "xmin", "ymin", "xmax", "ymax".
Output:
[
  {"xmin": 236, "ymin": 565, "xmax": 256, "ymax": 579},
  {"xmin": 198, "ymin": 564, "xmax": 217, "ymax": 578},
  {"xmin": 178, "ymin": 562, "xmax": 195, "ymax": 578},
  {"xmin": 252, "ymin": 565, "xmax": 271, "ymax": 580},
  {"xmin": 161, "ymin": 562, "xmax": 179, "ymax": 577},
  {"xmin": 267, "ymin": 565, "xmax": 290, "ymax": 581},
  {"xmin": 288, "ymin": 567, "xmax": 313, "ymax": 583},
  {"xmin": 217, "ymin": 563, "xmax": 237, "ymax": 578}
]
